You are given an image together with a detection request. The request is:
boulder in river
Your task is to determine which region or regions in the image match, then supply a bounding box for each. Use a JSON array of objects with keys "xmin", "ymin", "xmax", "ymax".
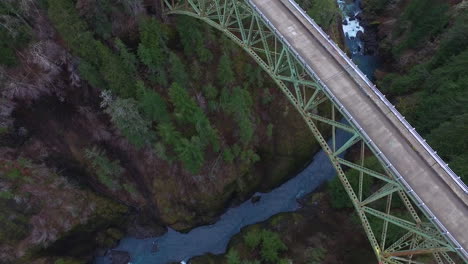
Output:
[{"xmin": 251, "ymin": 195, "xmax": 261, "ymax": 203}]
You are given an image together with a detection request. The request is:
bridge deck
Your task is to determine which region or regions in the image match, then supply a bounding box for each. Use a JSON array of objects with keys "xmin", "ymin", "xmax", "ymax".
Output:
[{"xmin": 250, "ymin": 0, "xmax": 468, "ymax": 252}]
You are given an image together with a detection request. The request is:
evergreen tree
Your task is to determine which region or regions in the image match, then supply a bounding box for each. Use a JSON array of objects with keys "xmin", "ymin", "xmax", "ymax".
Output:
[
  {"xmin": 175, "ymin": 136, "xmax": 205, "ymax": 174},
  {"xmin": 101, "ymin": 91, "xmax": 153, "ymax": 148},
  {"xmin": 115, "ymin": 38, "xmax": 138, "ymax": 77},
  {"xmin": 169, "ymin": 82, "xmax": 199, "ymax": 122},
  {"xmin": 176, "ymin": 16, "xmax": 213, "ymax": 63},
  {"xmin": 138, "ymin": 17, "xmax": 169, "ymax": 85},
  {"xmin": 136, "ymin": 81, "xmax": 170, "ymax": 123},
  {"xmin": 169, "ymin": 52, "xmax": 189, "ymax": 87},
  {"xmin": 217, "ymin": 54, "xmax": 235, "ymax": 86},
  {"xmin": 158, "ymin": 122, "xmax": 183, "ymax": 146}
]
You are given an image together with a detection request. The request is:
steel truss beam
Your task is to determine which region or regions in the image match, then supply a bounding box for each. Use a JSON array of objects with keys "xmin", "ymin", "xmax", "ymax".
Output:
[{"xmin": 162, "ymin": 1, "xmax": 461, "ymax": 263}]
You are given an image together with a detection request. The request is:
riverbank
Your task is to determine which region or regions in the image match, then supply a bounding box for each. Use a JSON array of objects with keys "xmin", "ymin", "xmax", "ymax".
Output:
[{"xmin": 190, "ymin": 189, "xmax": 375, "ymax": 263}]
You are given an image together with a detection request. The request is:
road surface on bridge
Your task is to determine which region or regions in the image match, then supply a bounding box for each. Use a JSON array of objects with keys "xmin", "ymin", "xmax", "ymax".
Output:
[{"xmin": 250, "ymin": 0, "xmax": 468, "ymax": 253}]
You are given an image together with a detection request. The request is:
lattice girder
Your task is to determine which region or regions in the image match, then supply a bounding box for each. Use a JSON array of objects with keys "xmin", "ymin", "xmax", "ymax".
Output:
[{"xmin": 162, "ymin": 1, "xmax": 461, "ymax": 263}]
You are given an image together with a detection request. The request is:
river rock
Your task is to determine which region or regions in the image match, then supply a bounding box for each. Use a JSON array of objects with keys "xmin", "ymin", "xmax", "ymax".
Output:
[
  {"xmin": 251, "ymin": 195, "xmax": 261, "ymax": 203},
  {"xmin": 110, "ymin": 250, "xmax": 130, "ymax": 264}
]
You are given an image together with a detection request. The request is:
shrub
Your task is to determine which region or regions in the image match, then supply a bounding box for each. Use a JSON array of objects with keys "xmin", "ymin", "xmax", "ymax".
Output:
[
  {"xmin": 260, "ymin": 230, "xmax": 287, "ymax": 263},
  {"xmin": 169, "ymin": 82, "xmax": 199, "ymax": 123},
  {"xmin": 244, "ymin": 229, "xmax": 262, "ymax": 249},
  {"xmin": 138, "ymin": 17, "xmax": 169, "ymax": 85},
  {"xmin": 328, "ymin": 156, "xmax": 378, "ymax": 209},
  {"xmin": 136, "ymin": 81, "xmax": 170, "ymax": 123},
  {"xmin": 101, "ymin": 91, "xmax": 153, "ymax": 148},
  {"xmin": 175, "ymin": 136, "xmax": 205, "ymax": 174},
  {"xmin": 305, "ymin": 0, "xmax": 339, "ymax": 30},
  {"xmin": 393, "ymin": 0, "xmax": 449, "ymax": 53},
  {"xmin": 223, "ymin": 148, "xmax": 235, "ymax": 163},
  {"xmin": 84, "ymin": 146, "xmax": 123, "ymax": 190},
  {"xmin": 169, "ymin": 52, "xmax": 189, "ymax": 87},
  {"xmin": 115, "ymin": 38, "xmax": 138, "ymax": 77},
  {"xmin": 202, "ymin": 84, "xmax": 218, "ymax": 100},
  {"xmin": 226, "ymin": 249, "xmax": 241, "ymax": 264},
  {"xmin": 176, "ymin": 16, "xmax": 213, "ymax": 62},
  {"xmin": 0, "ymin": 20, "xmax": 30, "ymax": 67},
  {"xmin": 266, "ymin": 123, "xmax": 274, "ymax": 139},
  {"xmin": 48, "ymin": 0, "xmax": 135, "ymax": 97},
  {"xmin": 217, "ymin": 54, "xmax": 235, "ymax": 86}
]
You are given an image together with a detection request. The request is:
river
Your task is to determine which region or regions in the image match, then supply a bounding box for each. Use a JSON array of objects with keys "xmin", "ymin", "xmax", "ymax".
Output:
[
  {"xmin": 95, "ymin": 0, "xmax": 376, "ymax": 263},
  {"xmin": 338, "ymin": 0, "xmax": 379, "ymax": 80}
]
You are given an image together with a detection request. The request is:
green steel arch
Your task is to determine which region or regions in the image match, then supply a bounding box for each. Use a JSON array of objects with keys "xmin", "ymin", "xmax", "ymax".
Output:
[{"xmin": 162, "ymin": 0, "xmax": 466, "ymax": 263}]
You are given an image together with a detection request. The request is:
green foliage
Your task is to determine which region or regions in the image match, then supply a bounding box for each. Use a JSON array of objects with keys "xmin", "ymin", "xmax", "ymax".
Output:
[
  {"xmin": 48, "ymin": 0, "xmax": 135, "ymax": 97},
  {"xmin": 0, "ymin": 191, "xmax": 14, "ymax": 199},
  {"xmin": 5, "ymin": 168, "xmax": 22, "ymax": 180},
  {"xmin": 96, "ymin": 42, "xmax": 136, "ymax": 97},
  {"xmin": 136, "ymin": 81, "xmax": 170, "ymax": 123},
  {"xmin": 245, "ymin": 63, "xmax": 265, "ymax": 88},
  {"xmin": 154, "ymin": 142, "xmax": 170, "ymax": 161},
  {"xmin": 328, "ymin": 156, "xmax": 378, "ymax": 209},
  {"xmin": 226, "ymin": 249, "xmax": 241, "ymax": 264},
  {"xmin": 217, "ymin": 54, "xmax": 235, "ymax": 86},
  {"xmin": 427, "ymin": 114, "xmax": 468, "ymax": 182},
  {"xmin": 261, "ymin": 88, "xmax": 274, "ymax": 105},
  {"xmin": 240, "ymin": 149, "xmax": 260, "ymax": 164},
  {"xmin": 406, "ymin": 49, "xmax": 468, "ymax": 134},
  {"xmin": 169, "ymin": 82, "xmax": 200, "ymax": 122},
  {"xmin": 48, "ymin": 0, "xmax": 98, "ymax": 63},
  {"xmin": 157, "ymin": 122, "xmax": 207, "ymax": 173},
  {"xmin": 0, "ymin": 198, "xmax": 31, "ymax": 243},
  {"xmin": 223, "ymin": 148, "xmax": 235, "ymax": 163},
  {"xmin": 158, "ymin": 122, "xmax": 183, "ymax": 146},
  {"xmin": 366, "ymin": 211, "xmax": 410, "ymax": 245},
  {"xmin": 169, "ymin": 82, "xmax": 220, "ymax": 152},
  {"xmin": 266, "ymin": 123, "xmax": 274, "ymax": 139},
  {"xmin": 305, "ymin": 247, "xmax": 327, "ymax": 264},
  {"xmin": 240, "ymin": 229, "xmax": 287, "ymax": 263},
  {"xmin": 54, "ymin": 258, "xmax": 84, "ymax": 264},
  {"xmin": 380, "ymin": 63, "xmax": 429, "ymax": 95},
  {"xmin": 79, "ymin": 0, "xmax": 113, "ymax": 39},
  {"xmin": 362, "ymin": 0, "xmax": 390, "ymax": 15},
  {"xmin": 169, "ymin": 52, "xmax": 189, "ymax": 87},
  {"xmin": 115, "ymin": 38, "xmax": 138, "ymax": 77},
  {"xmin": 259, "ymin": 230, "xmax": 288, "ymax": 263},
  {"xmin": 194, "ymin": 111, "xmax": 221, "ymax": 152},
  {"xmin": 244, "ymin": 229, "xmax": 262, "ymax": 249},
  {"xmin": 203, "ymin": 84, "xmax": 218, "ymax": 100},
  {"xmin": 101, "ymin": 92, "xmax": 153, "ymax": 148},
  {"xmin": 138, "ymin": 17, "xmax": 169, "ymax": 85},
  {"xmin": 432, "ymin": 12, "xmax": 468, "ymax": 67},
  {"xmin": 305, "ymin": 0, "xmax": 339, "ymax": 30},
  {"xmin": 175, "ymin": 136, "xmax": 205, "ymax": 174},
  {"xmin": 221, "ymin": 86, "xmax": 255, "ymax": 145},
  {"xmin": 84, "ymin": 147, "xmax": 123, "ymax": 190},
  {"xmin": 0, "ymin": 2, "xmax": 31, "ymax": 66},
  {"xmin": 394, "ymin": 0, "xmax": 449, "ymax": 53},
  {"xmin": 176, "ymin": 16, "xmax": 213, "ymax": 63}
]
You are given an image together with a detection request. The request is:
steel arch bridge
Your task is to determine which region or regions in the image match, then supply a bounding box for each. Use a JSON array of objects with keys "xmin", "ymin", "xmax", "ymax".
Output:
[{"xmin": 161, "ymin": 0, "xmax": 468, "ymax": 263}]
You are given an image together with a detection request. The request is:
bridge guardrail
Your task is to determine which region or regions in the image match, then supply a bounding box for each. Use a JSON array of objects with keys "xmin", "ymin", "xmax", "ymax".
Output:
[
  {"xmin": 246, "ymin": 0, "xmax": 468, "ymax": 260},
  {"xmin": 286, "ymin": 0, "xmax": 468, "ymax": 196}
]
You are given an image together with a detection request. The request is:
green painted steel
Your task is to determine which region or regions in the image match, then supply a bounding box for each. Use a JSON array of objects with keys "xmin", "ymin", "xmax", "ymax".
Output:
[{"xmin": 162, "ymin": 1, "xmax": 463, "ymax": 263}]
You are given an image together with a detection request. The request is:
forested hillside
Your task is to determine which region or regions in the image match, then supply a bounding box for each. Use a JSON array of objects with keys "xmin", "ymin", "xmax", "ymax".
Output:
[
  {"xmin": 363, "ymin": 0, "xmax": 468, "ymax": 182},
  {"xmin": 1, "ymin": 0, "xmax": 466, "ymax": 263},
  {"xmin": 0, "ymin": 0, "xmax": 325, "ymax": 262}
]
